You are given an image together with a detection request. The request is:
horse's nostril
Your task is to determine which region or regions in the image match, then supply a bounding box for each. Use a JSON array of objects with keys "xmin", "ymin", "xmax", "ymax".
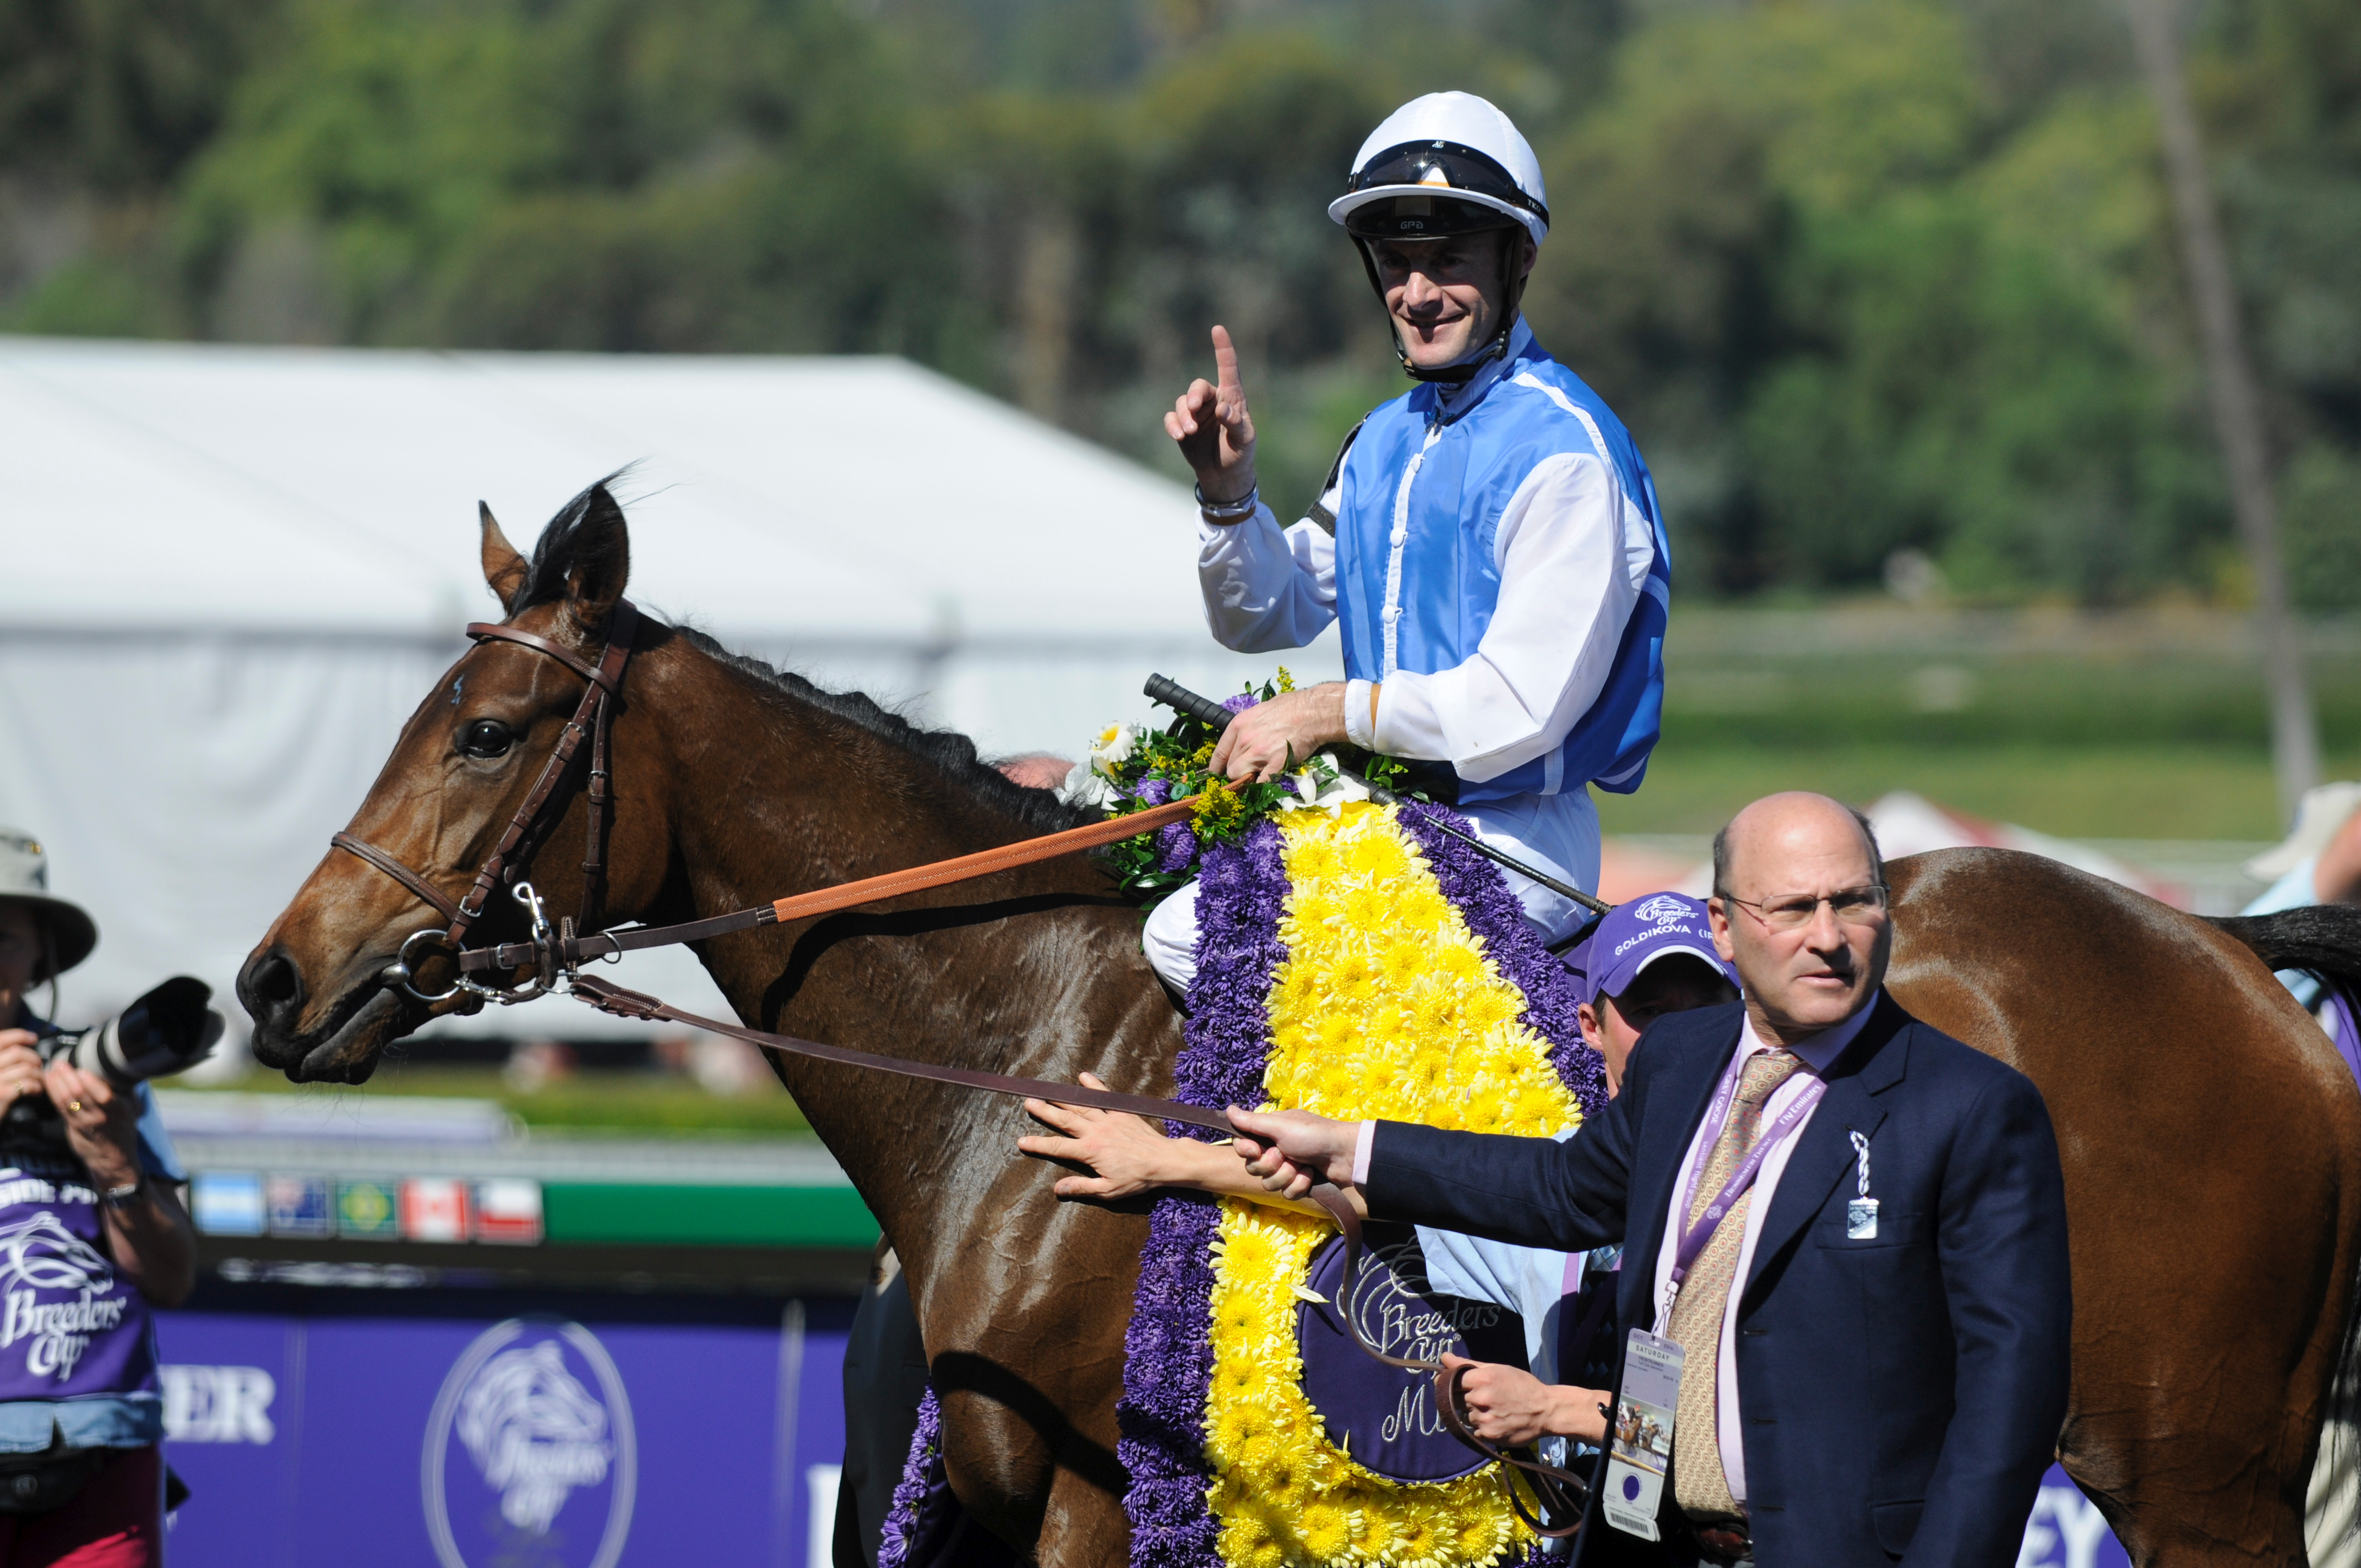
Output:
[{"xmin": 237, "ymin": 947, "xmax": 304, "ymax": 1023}]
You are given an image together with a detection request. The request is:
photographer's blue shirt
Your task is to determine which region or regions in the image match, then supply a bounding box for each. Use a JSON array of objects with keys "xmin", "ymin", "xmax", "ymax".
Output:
[{"xmin": 0, "ymin": 1066, "xmax": 183, "ymax": 1452}]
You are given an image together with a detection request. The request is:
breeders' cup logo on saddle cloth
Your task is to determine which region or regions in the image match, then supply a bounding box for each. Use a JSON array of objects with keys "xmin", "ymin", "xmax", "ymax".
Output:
[
  {"xmin": 0, "ymin": 1211, "xmax": 125, "ymax": 1381},
  {"xmin": 1294, "ymin": 1224, "xmax": 1527, "ymax": 1483},
  {"xmin": 423, "ymin": 1319, "xmax": 637, "ymax": 1568}
]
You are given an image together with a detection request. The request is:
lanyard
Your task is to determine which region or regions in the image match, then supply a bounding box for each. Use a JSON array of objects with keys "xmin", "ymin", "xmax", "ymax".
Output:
[{"xmin": 1657, "ymin": 1050, "xmax": 1827, "ymax": 1323}]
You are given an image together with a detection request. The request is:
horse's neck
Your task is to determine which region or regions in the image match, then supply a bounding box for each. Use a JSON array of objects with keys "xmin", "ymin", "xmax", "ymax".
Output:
[{"xmin": 644, "ymin": 647, "xmax": 1178, "ymax": 1259}]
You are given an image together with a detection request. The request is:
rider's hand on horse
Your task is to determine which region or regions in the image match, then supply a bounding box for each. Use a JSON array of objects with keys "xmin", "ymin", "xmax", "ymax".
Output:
[
  {"xmin": 1227, "ymin": 1106, "xmax": 1359, "ymax": 1198},
  {"xmin": 1212, "ymin": 685, "xmax": 1350, "ymax": 782},
  {"xmin": 1165, "ymin": 325, "xmax": 1258, "ymax": 507},
  {"xmin": 1020, "ymin": 1072, "xmax": 1178, "ymax": 1200},
  {"xmin": 1439, "ymin": 1354, "xmax": 1611, "ymax": 1446}
]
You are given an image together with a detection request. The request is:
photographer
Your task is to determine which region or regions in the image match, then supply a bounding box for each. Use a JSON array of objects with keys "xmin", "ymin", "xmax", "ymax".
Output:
[{"xmin": 0, "ymin": 830, "xmax": 194, "ymax": 1567}]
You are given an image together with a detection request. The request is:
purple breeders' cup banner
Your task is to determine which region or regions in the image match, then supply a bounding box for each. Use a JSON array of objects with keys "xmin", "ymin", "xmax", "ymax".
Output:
[
  {"xmin": 2019, "ymin": 1464, "xmax": 2131, "ymax": 1568},
  {"xmin": 150, "ymin": 1295, "xmax": 2128, "ymax": 1566},
  {"xmin": 153, "ymin": 1299, "xmax": 852, "ymax": 1568},
  {"xmin": 1293, "ymin": 1226, "xmax": 1526, "ymax": 1483}
]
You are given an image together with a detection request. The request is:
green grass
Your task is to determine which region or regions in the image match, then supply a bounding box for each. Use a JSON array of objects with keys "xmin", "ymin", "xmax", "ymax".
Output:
[
  {"xmin": 1596, "ymin": 743, "xmax": 2353, "ymax": 840},
  {"xmin": 182, "ymin": 1067, "xmax": 813, "ymax": 1136},
  {"xmin": 1596, "ymin": 608, "xmax": 2361, "ymax": 840}
]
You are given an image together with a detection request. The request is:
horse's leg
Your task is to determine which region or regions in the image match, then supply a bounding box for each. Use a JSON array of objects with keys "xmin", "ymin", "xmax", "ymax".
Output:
[
  {"xmin": 913, "ymin": 1161, "xmax": 1145, "ymax": 1568},
  {"xmin": 1891, "ymin": 851, "xmax": 2361, "ymax": 1566}
]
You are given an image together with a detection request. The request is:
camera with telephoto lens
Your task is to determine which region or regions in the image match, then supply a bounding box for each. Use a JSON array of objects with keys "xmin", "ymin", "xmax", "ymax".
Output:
[{"xmin": 2, "ymin": 977, "xmax": 224, "ymax": 1151}]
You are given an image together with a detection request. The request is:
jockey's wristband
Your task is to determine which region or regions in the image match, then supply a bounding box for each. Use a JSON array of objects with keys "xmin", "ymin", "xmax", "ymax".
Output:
[{"xmin": 1196, "ymin": 483, "xmax": 1259, "ymax": 524}]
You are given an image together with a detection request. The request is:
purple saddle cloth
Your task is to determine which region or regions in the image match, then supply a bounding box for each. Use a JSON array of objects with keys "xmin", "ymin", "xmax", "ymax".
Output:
[{"xmin": 1293, "ymin": 1224, "xmax": 1529, "ymax": 1483}]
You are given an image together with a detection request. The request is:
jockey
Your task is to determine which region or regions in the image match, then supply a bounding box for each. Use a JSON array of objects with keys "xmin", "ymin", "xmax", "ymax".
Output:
[{"xmin": 1147, "ymin": 91, "xmax": 1671, "ymax": 990}]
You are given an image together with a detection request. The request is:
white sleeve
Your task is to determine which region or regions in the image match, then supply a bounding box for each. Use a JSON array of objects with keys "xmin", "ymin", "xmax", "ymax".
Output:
[
  {"xmin": 1373, "ymin": 452, "xmax": 1648, "ymax": 781},
  {"xmin": 1196, "ymin": 498, "xmax": 1337, "ymax": 654}
]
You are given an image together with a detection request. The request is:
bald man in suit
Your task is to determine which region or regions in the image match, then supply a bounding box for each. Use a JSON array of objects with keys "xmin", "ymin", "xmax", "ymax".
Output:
[{"xmin": 1231, "ymin": 793, "xmax": 2071, "ymax": 1567}]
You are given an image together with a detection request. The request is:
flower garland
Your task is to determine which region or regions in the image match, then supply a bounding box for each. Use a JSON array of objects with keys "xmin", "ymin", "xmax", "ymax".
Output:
[
  {"xmin": 878, "ymin": 1386, "xmax": 942, "ymax": 1568},
  {"xmin": 1119, "ymin": 819, "xmax": 1290, "ymax": 1568},
  {"xmin": 1074, "ymin": 674, "xmax": 1411, "ymax": 903},
  {"xmin": 1200, "ymin": 802, "xmax": 1585, "ymax": 1568},
  {"xmin": 1117, "ymin": 801, "xmax": 1606, "ymax": 1568}
]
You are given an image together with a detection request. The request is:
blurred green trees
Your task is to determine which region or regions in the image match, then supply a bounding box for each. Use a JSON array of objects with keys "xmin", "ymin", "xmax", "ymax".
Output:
[{"xmin": 3, "ymin": 0, "xmax": 2357, "ymax": 605}]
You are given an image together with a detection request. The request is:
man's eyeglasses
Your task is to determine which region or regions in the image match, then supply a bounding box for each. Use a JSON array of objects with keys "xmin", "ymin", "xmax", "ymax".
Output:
[{"xmin": 1717, "ymin": 885, "xmax": 1890, "ymax": 931}]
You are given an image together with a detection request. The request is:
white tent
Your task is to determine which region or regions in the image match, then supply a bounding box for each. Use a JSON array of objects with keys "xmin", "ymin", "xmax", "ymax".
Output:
[{"xmin": 0, "ymin": 335, "xmax": 1336, "ymax": 1047}]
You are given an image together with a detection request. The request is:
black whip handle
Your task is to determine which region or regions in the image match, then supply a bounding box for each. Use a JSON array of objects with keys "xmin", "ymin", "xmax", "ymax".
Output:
[{"xmin": 1144, "ymin": 674, "xmax": 1239, "ymax": 733}]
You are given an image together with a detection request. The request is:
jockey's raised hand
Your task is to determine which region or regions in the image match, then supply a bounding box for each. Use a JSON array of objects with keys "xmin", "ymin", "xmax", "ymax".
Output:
[{"xmin": 1166, "ymin": 325, "xmax": 1258, "ymax": 505}]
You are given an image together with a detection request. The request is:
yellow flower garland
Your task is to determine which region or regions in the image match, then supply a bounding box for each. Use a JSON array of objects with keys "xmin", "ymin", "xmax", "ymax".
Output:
[{"xmin": 1202, "ymin": 801, "xmax": 1586, "ymax": 1568}]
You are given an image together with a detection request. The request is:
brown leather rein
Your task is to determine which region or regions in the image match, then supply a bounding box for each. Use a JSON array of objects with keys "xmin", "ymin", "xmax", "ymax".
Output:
[{"xmin": 326, "ymin": 596, "xmax": 1587, "ymax": 1532}]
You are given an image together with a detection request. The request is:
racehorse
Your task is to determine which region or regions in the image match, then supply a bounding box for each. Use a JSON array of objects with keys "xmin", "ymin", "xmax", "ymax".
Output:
[{"xmin": 237, "ymin": 483, "xmax": 2361, "ymax": 1567}]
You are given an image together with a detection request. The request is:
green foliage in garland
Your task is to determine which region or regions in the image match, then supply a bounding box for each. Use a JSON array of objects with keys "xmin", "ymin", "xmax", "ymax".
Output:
[{"xmin": 1080, "ymin": 671, "xmax": 1409, "ymax": 902}]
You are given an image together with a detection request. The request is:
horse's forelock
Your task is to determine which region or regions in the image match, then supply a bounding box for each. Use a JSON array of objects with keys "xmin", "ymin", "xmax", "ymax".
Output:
[{"xmin": 509, "ymin": 471, "xmax": 634, "ymax": 618}]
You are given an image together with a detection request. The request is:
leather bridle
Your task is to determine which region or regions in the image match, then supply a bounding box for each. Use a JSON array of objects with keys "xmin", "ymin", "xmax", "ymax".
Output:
[
  {"xmin": 331, "ymin": 597, "xmax": 641, "ymax": 1009},
  {"xmin": 323, "ymin": 615, "xmax": 1593, "ymax": 1531}
]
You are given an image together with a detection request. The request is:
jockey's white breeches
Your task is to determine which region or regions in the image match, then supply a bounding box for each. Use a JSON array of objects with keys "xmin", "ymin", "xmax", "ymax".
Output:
[{"xmin": 1140, "ymin": 788, "xmax": 1602, "ymax": 993}]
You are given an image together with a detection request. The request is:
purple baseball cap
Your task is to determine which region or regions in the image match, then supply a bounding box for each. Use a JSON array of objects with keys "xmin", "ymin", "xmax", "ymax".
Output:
[{"xmin": 1573, "ymin": 891, "xmax": 1737, "ymax": 1001}]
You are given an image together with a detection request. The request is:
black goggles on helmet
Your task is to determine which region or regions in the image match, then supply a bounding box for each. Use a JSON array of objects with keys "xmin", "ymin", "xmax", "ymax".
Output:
[{"xmin": 1339, "ymin": 140, "xmax": 1549, "ymax": 239}]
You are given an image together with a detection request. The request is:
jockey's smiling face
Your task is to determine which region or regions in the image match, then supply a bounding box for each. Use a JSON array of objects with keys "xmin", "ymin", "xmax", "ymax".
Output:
[{"xmin": 1367, "ymin": 230, "xmax": 1537, "ymax": 370}]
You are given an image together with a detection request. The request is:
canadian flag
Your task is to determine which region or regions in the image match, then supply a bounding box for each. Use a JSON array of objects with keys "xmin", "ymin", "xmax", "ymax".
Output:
[{"xmin": 399, "ymin": 1179, "xmax": 470, "ymax": 1243}]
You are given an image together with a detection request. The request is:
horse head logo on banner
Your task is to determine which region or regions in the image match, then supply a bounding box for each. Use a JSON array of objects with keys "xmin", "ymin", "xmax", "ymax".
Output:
[{"xmin": 424, "ymin": 1318, "xmax": 637, "ymax": 1568}]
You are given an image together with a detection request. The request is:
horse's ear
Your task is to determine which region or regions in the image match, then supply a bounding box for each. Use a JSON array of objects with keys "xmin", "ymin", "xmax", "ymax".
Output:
[
  {"xmin": 480, "ymin": 503, "xmax": 529, "ymax": 613},
  {"xmin": 559, "ymin": 484, "xmax": 630, "ymax": 638}
]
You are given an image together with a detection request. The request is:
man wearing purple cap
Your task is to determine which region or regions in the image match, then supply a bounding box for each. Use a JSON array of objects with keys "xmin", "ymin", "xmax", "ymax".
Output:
[{"xmin": 1570, "ymin": 894, "xmax": 1744, "ymax": 1097}]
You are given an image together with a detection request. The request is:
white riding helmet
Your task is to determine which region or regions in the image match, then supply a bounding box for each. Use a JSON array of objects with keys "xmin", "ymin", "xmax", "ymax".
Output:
[
  {"xmin": 1329, "ymin": 92, "xmax": 1551, "ymax": 383},
  {"xmin": 1328, "ymin": 92, "xmax": 1550, "ymax": 248}
]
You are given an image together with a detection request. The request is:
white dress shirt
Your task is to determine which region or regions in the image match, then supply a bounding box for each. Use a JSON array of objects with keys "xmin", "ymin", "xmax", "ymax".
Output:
[{"xmin": 1646, "ymin": 998, "xmax": 1880, "ymax": 1506}]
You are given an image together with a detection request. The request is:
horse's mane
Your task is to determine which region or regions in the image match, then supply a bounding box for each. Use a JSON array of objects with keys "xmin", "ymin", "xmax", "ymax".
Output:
[
  {"xmin": 504, "ymin": 476, "xmax": 1090, "ymax": 839},
  {"xmin": 667, "ymin": 626, "xmax": 1092, "ymax": 837}
]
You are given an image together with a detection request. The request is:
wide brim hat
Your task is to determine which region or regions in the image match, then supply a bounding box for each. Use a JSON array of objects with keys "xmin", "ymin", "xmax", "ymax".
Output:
[
  {"xmin": 2245, "ymin": 781, "xmax": 2361, "ymax": 881},
  {"xmin": 0, "ymin": 830, "xmax": 97, "ymax": 978}
]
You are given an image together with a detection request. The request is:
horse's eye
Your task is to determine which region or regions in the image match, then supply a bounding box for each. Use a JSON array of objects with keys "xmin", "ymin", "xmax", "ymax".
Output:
[{"xmin": 458, "ymin": 719, "xmax": 514, "ymax": 759}]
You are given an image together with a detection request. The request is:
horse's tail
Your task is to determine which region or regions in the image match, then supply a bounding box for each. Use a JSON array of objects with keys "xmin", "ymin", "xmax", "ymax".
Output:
[
  {"xmin": 2208, "ymin": 903, "xmax": 2361, "ymax": 999},
  {"xmin": 2208, "ymin": 903, "xmax": 2361, "ymax": 1547}
]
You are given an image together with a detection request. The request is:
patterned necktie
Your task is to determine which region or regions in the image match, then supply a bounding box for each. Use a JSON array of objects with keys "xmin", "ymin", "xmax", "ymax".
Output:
[{"xmin": 1667, "ymin": 1047, "xmax": 1804, "ymax": 1522}]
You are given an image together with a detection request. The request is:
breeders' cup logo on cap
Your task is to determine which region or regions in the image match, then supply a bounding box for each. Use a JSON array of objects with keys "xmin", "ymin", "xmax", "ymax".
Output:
[
  {"xmin": 0, "ymin": 1212, "xmax": 123, "ymax": 1381},
  {"xmin": 424, "ymin": 1319, "xmax": 636, "ymax": 1568},
  {"xmin": 1630, "ymin": 895, "xmax": 1693, "ymax": 929}
]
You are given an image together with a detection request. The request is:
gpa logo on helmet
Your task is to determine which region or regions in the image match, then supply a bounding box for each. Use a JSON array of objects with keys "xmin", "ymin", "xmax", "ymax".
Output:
[
  {"xmin": 424, "ymin": 1319, "xmax": 636, "ymax": 1568},
  {"xmin": 1630, "ymin": 895, "xmax": 1694, "ymax": 928}
]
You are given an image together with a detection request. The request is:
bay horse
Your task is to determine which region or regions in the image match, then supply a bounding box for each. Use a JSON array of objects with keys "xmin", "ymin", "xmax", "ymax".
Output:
[{"xmin": 238, "ymin": 483, "xmax": 2361, "ymax": 1567}]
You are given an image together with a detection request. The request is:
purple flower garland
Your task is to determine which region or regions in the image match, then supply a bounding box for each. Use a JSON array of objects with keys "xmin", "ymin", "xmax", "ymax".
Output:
[
  {"xmin": 1113, "ymin": 805, "xmax": 1606, "ymax": 1568},
  {"xmin": 1396, "ymin": 803, "xmax": 1609, "ymax": 1122},
  {"xmin": 878, "ymin": 1387, "xmax": 942, "ymax": 1568},
  {"xmin": 1117, "ymin": 818, "xmax": 1287, "ymax": 1568}
]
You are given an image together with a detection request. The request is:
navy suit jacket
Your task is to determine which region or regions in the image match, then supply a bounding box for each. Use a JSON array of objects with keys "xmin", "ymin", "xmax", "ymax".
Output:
[{"xmin": 1363, "ymin": 994, "xmax": 2071, "ymax": 1568}]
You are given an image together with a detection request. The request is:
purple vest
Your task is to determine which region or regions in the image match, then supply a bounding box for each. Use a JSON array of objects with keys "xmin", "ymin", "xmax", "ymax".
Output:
[{"xmin": 0, "ymin": 1161, "xmax": 155, "ymax": 1401}]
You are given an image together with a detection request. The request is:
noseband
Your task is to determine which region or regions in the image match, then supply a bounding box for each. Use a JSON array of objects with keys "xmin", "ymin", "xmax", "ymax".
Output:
[{"xmin": 330, "ymin": 598, "xmax": 641, "ymax": 1008}]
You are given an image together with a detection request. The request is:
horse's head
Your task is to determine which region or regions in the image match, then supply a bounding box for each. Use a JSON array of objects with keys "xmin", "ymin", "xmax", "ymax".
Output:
[{"xmin": 238, "ymin": 481, "xmax": 666, "ymax": 1081}]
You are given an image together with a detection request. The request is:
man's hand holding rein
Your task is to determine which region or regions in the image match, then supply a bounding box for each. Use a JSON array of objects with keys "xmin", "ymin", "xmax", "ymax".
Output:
[{"xmin": 1227, "ymin": 1106, "xmax": 1364, "ymax": 1199}]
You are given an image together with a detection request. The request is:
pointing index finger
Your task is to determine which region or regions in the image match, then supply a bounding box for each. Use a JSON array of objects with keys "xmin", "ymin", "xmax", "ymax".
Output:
[{"xmin": 1210, "ymin": 325, "xmax": 1244, "ymax": 405}]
